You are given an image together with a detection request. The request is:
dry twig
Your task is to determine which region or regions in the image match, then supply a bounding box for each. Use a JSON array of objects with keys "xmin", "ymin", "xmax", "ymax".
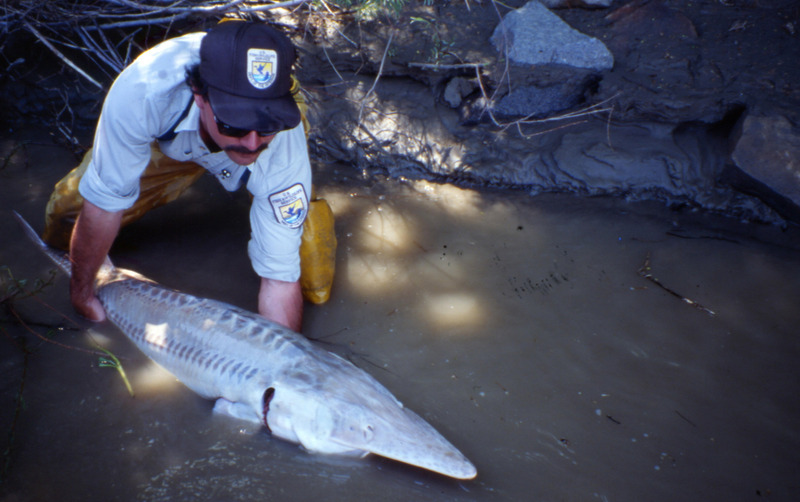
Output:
[
  {"xmin": 23, "ymin": 21, "xmax": 103, "ymax": 89},
  {"xmin": 358, "ymin": 29, "xmax": 394, "ymax": 124}
]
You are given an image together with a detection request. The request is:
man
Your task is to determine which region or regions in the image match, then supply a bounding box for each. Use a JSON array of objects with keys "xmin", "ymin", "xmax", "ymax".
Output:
[{"xmin": 44, "ymin": 21, "xmax": 320, "ymax": 332}]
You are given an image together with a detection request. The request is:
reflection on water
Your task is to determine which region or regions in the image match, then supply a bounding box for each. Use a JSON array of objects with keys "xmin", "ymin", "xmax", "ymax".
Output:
[{"xmin": 2, "ymin": 135, "xmax": 799, "ymax": 501}]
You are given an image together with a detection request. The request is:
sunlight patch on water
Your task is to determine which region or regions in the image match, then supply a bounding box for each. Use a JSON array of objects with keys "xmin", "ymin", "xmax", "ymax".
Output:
[
  {"xmin": 358, "ymin": 205, "xmax": 413, "ymax": 253},
  {"xmin": 85, "ymin": 330, "xmax": 114, "ymax": 347},
  {"xmin": 132, "ymin": 360, "xmax": 182, "ymax": 395},
  {"xmin": 320, "ymin": 190, "xmax": 354, "ymax": 218},
  {"xmin": 344, "ymin": 245, "xmax": 469, "ymax": 295},
  {"xmin": 423, "ymin": 292, "xmax": 484, "ymax": 331},
  {"xmin": 411, "ymin": 181, "xmax": 487, "ymax": 220},
  {"xmin": 345, "ymin": 254, "xmax": 409, "ymax": 293}
]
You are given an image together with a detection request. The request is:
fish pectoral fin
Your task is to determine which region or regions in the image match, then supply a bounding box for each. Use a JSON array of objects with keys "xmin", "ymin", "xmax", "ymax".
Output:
[{"xmin": 212, "ymin": 398, "xmax": 261, "ymax": 424}]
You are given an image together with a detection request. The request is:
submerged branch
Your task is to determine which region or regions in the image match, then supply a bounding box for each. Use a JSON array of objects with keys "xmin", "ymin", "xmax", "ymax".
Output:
[{"xmin": 637, "ymin": 252, "xmax": 717, "ymax": 317}]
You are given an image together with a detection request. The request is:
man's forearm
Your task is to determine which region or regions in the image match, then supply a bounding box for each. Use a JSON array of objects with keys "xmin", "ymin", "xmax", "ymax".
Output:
[
  {"xmin": 258, "ymin": 277, "xmax": 303, "ymax": 332},
  {"xmin": 69, "ymin": 200, "xmax": 122, "ymax": 320}
]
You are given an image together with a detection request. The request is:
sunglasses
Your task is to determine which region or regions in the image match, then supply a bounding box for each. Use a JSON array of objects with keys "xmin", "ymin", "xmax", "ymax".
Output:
[{"xmin": 214, "ymin": 115, "xmax": 284, "ymax": 138}]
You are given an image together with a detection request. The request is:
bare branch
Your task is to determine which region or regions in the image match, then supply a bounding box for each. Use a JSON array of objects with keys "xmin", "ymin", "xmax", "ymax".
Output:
[
  {"xmin": 407, "ymin": 62, "xmax": 488, "ymax": 70},
  {"xmin": 358, "ymin": 29, "xmax": 394, "ymax": 124},
  {"xmin": 23, "ymin": 21, "xmax": 104, "ymax": 90}
]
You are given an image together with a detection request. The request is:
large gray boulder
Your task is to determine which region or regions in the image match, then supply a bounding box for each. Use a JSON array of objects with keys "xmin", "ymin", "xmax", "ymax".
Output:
[
  {"xmin": 732, "ymin": 115, "xmax": 800, "ymax": 206},
  {"xmin": 726, "ymin": 114, "xmax": 800, "ymax": 221},
  {"xmin": 490, "ymin": 0, "xmax": 614, "ymax": 71}
]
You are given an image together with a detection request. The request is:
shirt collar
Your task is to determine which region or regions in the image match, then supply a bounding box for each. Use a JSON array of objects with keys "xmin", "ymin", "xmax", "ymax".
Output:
[{"xmin": 174, "ymin": 100, "xmax": 201, "ymax": 135}]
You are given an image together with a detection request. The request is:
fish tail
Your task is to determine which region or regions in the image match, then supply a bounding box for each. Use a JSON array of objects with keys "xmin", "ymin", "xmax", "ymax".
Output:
[{"xmin": 12, "ymin": 210, "xmax": 114, "ymax": 277}]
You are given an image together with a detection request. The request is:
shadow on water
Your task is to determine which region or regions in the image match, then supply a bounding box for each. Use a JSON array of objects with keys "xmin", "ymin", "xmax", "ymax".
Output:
[{"xmin": 2, "ymin": 128, "xmax": 800, "ymax": 501}]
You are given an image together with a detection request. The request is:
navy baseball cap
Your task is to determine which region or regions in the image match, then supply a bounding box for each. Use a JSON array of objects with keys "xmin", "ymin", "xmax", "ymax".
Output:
[{"xmin": 199, "ymin": 21, "xmax": 301, "ymax": 133}]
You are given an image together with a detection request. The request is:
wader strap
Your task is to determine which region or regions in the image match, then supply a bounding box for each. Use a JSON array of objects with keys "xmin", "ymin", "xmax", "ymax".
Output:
[{"xmin": 156, "ymin": 97, "xmax": 194, "ymax": 142}]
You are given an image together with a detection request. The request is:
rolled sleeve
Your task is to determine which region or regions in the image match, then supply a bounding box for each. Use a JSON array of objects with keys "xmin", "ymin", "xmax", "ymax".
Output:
[
  {"xmin": 246, "ymin": 124, "xmax": 312, "ymax": 282},
  {"xmin": 248, "ymin": 196, "xmax": 303, "ymax": 282},
  {"xmin": 78, "ymin": 158, "xmax": 143, "ymax": 213},
  {"xmin": 78, "ymin": 44, "xmax": 184, "ymax": 213}
]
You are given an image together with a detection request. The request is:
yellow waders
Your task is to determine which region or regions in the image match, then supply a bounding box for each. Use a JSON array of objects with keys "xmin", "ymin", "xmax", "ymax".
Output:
[{"xmin": 43, "ymin": 79, "xmax": 336, "ymax": 304}]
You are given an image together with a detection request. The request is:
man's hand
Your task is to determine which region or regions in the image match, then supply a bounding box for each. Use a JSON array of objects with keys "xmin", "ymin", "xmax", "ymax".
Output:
[
  {"xmin": 69, "ymin": 200, "xmax": 122, "ymax": 323},
  {"xmin": 70, "ymin": 281, "xmax": 107, "ymax": 322}
]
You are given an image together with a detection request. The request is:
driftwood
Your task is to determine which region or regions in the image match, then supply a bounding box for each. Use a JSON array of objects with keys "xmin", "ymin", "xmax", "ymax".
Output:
[{"xmin": 637, "ymin": 252, "xmax": 717, "ymax": 317}]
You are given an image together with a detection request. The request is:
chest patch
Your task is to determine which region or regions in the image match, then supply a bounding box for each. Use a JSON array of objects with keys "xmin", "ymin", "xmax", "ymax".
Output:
[{"xmin": 268, "ymin": 183, "xmax": 308, "ymax": 228}]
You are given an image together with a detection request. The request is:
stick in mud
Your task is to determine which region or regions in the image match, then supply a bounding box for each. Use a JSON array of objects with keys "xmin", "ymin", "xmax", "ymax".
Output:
[{"xmin": 637, "ymin": 252, "xmax": 717, "ymax": 317}]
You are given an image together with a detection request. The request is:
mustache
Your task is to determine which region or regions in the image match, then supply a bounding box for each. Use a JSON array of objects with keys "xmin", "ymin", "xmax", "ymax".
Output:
[{"xmin": 224, "ymin": 143, "xmax": 269, "ymax": 155}]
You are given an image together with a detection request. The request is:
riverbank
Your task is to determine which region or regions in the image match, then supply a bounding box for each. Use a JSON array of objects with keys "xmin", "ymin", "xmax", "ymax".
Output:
[{"xmin": 2, "ymin": 1, "xmax": 799, "ymax": 226}]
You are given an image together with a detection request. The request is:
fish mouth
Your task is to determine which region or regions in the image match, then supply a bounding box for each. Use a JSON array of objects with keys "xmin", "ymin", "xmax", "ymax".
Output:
[
  {"xmin": 262, "ymin": 387, "xmax": 275, "ymax": 432},
  {"xmin": 329, "ymin": 407, "xmax": 478, "ymax": 480}
]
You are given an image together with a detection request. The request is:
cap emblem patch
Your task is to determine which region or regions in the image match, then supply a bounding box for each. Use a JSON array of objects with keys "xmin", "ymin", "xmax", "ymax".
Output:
[{"xmin": 247, "ymin": 48, "xmax": 278, "ymax": 89}]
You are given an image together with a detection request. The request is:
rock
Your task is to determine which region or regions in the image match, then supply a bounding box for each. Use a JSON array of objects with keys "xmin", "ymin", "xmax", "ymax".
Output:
[
  {"xmin": 443, "ymin": 77, "xmax": 476, "ymax": 108},
  {"xmin": 493, "ymin": 83, "xmax": 583, "ymax": 120},
  {"xmin": 461, "ymin": 65, "xmax": 600, "ymax": 124},
  {"xmin": 604, "ymin": 1, "xmax": 698, "ymax": 54},
  {"xmin": 490, "ymin": 0, "xmax": 614, "ymax": 71},
  {"xmin": 720, "ymin": 165, "xmax": 800, "ymax": 225},
  {"xmin": 731, "ymin": 114, "xmax": 800, "ymax": 211}
]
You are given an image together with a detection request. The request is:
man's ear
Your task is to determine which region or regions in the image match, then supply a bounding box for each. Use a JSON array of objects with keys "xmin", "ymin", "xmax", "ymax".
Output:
[{"xmin": 193, "ymin": 92, "xmax": 208, "ymax": 109}]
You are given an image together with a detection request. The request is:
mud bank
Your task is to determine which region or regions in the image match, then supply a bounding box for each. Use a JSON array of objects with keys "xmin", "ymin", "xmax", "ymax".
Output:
[
  {"xmin": 287, "ymin": 0, "xmax": 800, "ymax": 225},
  {"xmin": 1, "ymin": 0, "xmax": 799, "ymax": 225}
]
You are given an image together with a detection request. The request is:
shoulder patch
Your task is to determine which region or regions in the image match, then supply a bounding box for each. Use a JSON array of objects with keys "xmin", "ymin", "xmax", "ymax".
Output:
[{"xmin": 268, "ymin": 183, "xmax": 308, "ymax": 228}]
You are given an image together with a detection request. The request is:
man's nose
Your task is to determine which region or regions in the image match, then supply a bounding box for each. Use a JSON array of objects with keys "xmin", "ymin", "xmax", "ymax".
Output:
[{"xmin": 240, "ymin": 130, "xmax": 260, "ymax": 150}]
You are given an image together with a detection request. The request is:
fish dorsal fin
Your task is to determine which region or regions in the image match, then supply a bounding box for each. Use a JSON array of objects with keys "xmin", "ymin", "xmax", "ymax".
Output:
[{"xmin": 95, "ymin": 255, "xmax": 117, "ymax": 284}]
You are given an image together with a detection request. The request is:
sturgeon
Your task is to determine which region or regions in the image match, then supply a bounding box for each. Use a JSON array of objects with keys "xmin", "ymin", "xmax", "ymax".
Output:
[{"xmin": 14, "ymin": 212, "xmax": 476, "ymax": 480}]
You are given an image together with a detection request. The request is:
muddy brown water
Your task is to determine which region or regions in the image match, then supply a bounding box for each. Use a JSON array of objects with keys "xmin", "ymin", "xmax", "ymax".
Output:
[{"xmin": 2, "ymin": 133, "xmax": 799, "ymax": 501}]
